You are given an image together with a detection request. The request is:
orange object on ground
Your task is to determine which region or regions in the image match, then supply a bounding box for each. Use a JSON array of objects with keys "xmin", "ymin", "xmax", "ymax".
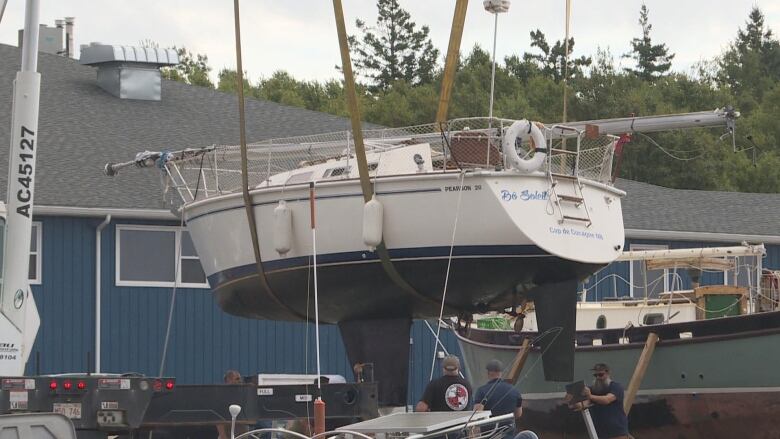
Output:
[{"xmin": 314, "ymin": 397, "xmax": 326, "ymax": 435}]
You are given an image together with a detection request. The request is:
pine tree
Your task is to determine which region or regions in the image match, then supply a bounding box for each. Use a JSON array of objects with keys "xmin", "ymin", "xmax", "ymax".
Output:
[
  {"xmin": 736, "ymin": 7, "xmax": 776, "ymax": 54},
  {"xmin": 521, "ymin": 30, "xmax": 591, "ymax": 83},
  {"xmin": 623, "ymin": 4, "xmax": 675, "ymax": 81},
  {"xmin": 718, "ymin": 7, "xmax": 780, "ymax": 101},
  {"xmin": 349, "ymin": 0, "xmax": 439, "ymax": 92}
]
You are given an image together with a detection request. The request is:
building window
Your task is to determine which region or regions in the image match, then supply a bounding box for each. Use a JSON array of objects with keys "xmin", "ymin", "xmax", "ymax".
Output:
[
  {"xmin": 179, "ymin": 231, "xmax": 207, "ymax": 286},
  {"xmin": 115, "ymin": 225, "xmax": 209, "ymax": 288},
  {"xmin": 29, "ymin": 222, "xmax": 42, "ymax": 284},
  {"xmin": 629, "ymin": 244, "xmax": 669, "ymax": 298},
  {"xmin": 0, "ymin": 220, "xmax": 41, "ymax": 284}
]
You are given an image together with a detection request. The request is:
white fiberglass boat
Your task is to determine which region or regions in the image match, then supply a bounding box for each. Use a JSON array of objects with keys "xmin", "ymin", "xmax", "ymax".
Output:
[
  {"xmin": 106, "ymin": 110, "xmax": 737, "ymax": 401},
  {"xmin": 111, "ymin": 117, "xmax": 626, "ymax": 322}
]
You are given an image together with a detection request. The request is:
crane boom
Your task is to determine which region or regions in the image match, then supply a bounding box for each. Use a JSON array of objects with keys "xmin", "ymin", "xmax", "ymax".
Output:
[{"xmin": 0, "ymin": 0, "xmax": 42, "ymax": 376}]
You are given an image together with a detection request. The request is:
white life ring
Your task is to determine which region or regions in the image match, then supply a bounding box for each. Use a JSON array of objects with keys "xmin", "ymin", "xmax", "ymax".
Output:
[{"xmin": 502, "ymin": 119, "xmax": 547, "ymax": 173}]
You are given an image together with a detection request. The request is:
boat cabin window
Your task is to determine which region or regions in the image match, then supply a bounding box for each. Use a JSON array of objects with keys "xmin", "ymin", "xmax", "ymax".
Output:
[
  {"xmin": 596, "ymin": 315, "xmax": 607, "ymax": 329},
  {"xmin": 643, "ymin": 313, "xmax": 665, "ymax": 326},
  {"xmin": 323, "ymin": 166, "xmax": 351, "ymax": 178},
  {"xmin": 286, "ymin": 171, "xmax": 314, "ymax": 185}
]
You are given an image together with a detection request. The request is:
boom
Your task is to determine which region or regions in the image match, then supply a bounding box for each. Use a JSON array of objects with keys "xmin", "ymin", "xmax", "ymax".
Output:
[
  {"xmin": 0, "ymin": 0, "xmax": 42, "ymax": 376},
  {"xmin": 549, "ymin": 107, "xmax": 738, "ymax": 137}
]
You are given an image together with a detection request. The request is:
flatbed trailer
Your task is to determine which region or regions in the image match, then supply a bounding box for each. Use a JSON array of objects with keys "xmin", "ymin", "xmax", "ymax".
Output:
[{"xmin": 0, "ymin": 375, "xmax": 378, "ymax": 438}]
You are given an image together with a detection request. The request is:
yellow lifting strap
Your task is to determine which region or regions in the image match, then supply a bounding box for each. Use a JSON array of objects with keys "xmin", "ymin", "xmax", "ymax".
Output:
[
  {"xmin": 436, "ymin": 0, "xmax": 470, "ymax": 126},
  {"xmin": 233, "ymin": 0, "xmax": 308, "ymax": 321},
  {"xmin": 332, "ymin": 0, "xmax": 448, "ymax": 308}
]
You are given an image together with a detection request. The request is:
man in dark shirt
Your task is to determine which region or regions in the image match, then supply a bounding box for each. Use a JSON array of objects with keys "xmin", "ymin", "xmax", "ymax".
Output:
[
  {"xmin": 416, "ymin": 355, "xmax": 472, "ymax": 412},
  {"xmin": 582, "ymin": 363, "xmax": 629, "ymax": 439},
  {"xmin": 474, "ymin": 359, "xmax": 523, "ymax": 439}
]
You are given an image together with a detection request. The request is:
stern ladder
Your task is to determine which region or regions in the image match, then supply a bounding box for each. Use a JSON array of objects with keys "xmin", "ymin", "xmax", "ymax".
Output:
[{"xmin": 547, "ymin": 126, "xmax": 592, "ymax": 227}]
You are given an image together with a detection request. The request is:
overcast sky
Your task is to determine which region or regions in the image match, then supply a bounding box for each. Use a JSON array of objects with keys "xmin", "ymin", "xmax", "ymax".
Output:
[{"xmin": 2, "ymin": 1, "xmax": 779, "ymax": 84}]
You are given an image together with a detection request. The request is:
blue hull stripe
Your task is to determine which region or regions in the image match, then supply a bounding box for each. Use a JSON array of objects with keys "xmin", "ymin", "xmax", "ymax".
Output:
[
  {"xmin": 207, "ymin": 244, "xmax": 549, "ymax": 288},
  {"xmin": 187, "ymin": 187, "xmax": 442, "ymax": 223}
]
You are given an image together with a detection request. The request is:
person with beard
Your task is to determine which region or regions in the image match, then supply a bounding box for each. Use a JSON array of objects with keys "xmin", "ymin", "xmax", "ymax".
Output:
[
  {"xmin": 581, "ymin": 363, "xmax": 629, "ymax": 439},
  {"xmin": 416, "ymin": 355, "xmax": 472, "ymax": 412}
]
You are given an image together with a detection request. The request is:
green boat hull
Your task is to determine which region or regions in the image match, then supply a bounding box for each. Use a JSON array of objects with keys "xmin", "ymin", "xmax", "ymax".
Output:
[{"xmin": 456, "ymin": 311, "xmax": 780, "ymax": 438}]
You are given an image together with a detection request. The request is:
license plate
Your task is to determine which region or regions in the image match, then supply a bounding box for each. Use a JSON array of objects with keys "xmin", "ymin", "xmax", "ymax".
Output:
[
  {"xmin": 9, "ymin": 391, "xmax": 28, "ymax": 410},
  {"xmin": 53, "ymin": 403, "xmax": 82, "ymax": 419}
]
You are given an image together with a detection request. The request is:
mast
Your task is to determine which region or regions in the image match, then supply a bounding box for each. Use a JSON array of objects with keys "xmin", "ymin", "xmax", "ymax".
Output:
[{"xmin": 0, "ymin": 0, "xmax": 42, "ymax": 375}]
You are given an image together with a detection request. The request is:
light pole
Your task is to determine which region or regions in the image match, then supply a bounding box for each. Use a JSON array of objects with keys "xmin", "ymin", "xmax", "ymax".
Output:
[{"xmin": 483, "ymin": 0, "xmax": 510, "ymax": 122}]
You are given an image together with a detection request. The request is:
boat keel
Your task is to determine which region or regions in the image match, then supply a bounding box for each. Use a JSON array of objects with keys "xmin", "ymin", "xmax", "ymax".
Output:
[
  {"xmin": 530, "ymin": 279, "xmax": 578, "ymax": 381},
  {"xmin": 338, "ymin": 317, "xmax": 412, "ymax": 407}
]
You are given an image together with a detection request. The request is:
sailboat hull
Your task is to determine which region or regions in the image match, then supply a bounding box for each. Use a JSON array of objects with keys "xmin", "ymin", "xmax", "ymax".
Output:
[{"xmin": 184, "ymin": 171, "xmax": 624, "ymax": 322}]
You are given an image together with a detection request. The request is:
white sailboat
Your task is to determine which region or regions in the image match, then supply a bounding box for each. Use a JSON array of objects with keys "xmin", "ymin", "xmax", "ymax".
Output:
[
  {"xmin": 107, "ymin": 111, "xmax": 736, "ymax": 326},
  {"xmin": 106, "ymin": 110, "xmax": 736, "ymax": 397},
  {"xmin": 104, "ymin": 0, "xmax": 739, "ymax": 406}
]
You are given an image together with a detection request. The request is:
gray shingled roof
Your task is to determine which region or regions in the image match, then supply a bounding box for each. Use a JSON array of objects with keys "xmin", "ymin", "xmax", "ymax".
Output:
[
  {"xmin": 616, "ymin": 178, "xmax": 780, "ymax": 236},
  {"xmin": 1, "ymin": 43, "xmax": 373, "ymax": 210},
  {"xmin": 2, "ymin": 44, "xmax": 779, "ymax": 236}
]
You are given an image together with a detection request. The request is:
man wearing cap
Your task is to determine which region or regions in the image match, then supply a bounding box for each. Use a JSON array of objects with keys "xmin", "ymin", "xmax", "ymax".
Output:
[
  {"xmin": 582, "ymin": 363, "xmax": 629, "ymax": 439},
  {"xmin": 474, "ymin": 359, "xmax": 523, "ymax": 438},
  {"xmin": 416, "ymin": 355, "xmax": 472, "ymax": 412}
]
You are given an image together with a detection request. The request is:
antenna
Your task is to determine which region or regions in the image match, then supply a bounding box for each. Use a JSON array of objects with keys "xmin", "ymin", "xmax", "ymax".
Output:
[{"xmin": 483, "ymin": 0, "xmax": 510, "ymax": 123}]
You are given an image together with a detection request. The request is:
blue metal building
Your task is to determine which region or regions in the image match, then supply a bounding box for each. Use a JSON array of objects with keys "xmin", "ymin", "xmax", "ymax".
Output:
[{"xmin": 2, "ymin": 43, "xmax": 779, "ymax": 407}]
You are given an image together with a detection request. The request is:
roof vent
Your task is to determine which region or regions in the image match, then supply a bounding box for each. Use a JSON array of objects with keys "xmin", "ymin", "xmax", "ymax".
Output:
[{"xmin": 79, "ymin": 43, "xmax": 179, "ymax": 101}]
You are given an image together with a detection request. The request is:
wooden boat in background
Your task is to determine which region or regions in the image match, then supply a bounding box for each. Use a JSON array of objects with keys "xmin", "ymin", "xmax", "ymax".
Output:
[{"xmin": 456, "ymin": 244, "xmax": 780, "ymax": 438}]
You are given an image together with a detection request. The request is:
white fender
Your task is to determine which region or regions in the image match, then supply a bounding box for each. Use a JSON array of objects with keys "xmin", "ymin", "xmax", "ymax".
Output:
[
  {"xmin": 502, "ymin": 119, "xmax": 547, "ymax": 173},
  {"xmin": 273, "ymin": 200, "xmax": 292, "ymax": 255},
  {"xmin": 362, "ymin": 195, "xmax": 383, "ymax": 250}
]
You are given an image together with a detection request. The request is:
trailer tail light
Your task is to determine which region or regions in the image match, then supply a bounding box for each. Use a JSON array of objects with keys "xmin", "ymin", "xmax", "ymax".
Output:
[
  {"xmin": 165, "ymin": 380, "xmax": 174, "ymax": 390},
  {"xmin": 153, "ymin": 379, "xmax": 163, "ymax": 392},
  {"xmin": 77, "ymin": 381, "xmax": 86, "ymax": 390},
  {"xmin": 49, "ymin": 380, "xmax": 57, "ymax": 390},
  {"xmin": 63, "ymin": 380, "xmax": 72, "ymax": 390}
]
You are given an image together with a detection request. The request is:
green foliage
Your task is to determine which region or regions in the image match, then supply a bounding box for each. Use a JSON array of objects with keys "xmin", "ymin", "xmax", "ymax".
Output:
[
  {"xmin": 623, "ymin": 4, "xmax": 675, "ymax": 81},
  {"xmin": 348, "ymin": 0, "xmax": 439, "ymax": 91},
  {"xmin": 180, "ymin": 7, "xmax": 780, "ymax": 194},
  {"xmin": 521, "ymin": 30, "xmax": 591, "ymax": 83},
  {"xmin": 718, "ymin": 7, "xmax": 780, "ymax": 106},
  {"xmin": 161, "ymin": 47, "xmax": 214, "ymax": 89}
]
